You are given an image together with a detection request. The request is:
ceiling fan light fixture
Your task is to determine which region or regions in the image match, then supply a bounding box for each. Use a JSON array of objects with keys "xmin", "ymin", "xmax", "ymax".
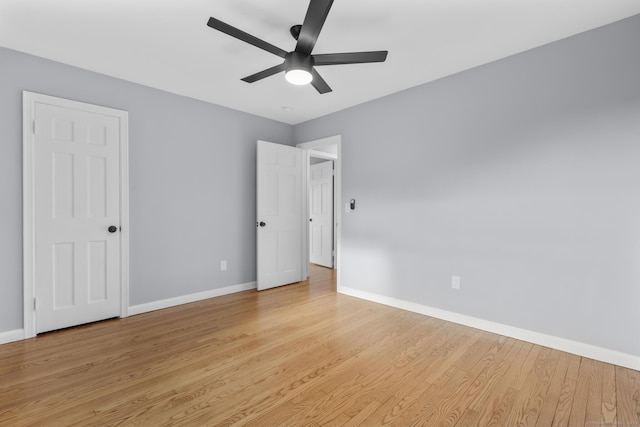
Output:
[
  {"xmin": 285, "ymin": 69, "xmax": 313, "ymax": 85},
  {"xmin": 284, "ymin": 51, "xmax": 314, "ymax": 86}
]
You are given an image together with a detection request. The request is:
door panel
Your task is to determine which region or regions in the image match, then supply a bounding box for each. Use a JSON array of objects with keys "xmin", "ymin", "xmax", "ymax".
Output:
[
  {"xmin": 88, "ymin": 240, "xmax": 108, "ymax": 302},
  {"xmin": 309, "ymin": 161, "xmax": 334, "ymax": 267},
  {"xmin": 53, "ymin": 242, "xmax": 75, "ymax": 308},
  {"xmin": 257, "ymin": 141, "xmax": 303, "ymax": 290}
]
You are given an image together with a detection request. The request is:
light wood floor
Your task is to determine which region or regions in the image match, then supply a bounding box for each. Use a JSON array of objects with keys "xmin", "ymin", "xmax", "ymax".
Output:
[{"xmin": 1, "ymin": 265, "xmax": 639, "ymax": 426}]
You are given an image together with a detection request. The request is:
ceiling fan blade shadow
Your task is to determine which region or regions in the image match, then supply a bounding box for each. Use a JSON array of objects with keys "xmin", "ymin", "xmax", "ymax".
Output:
[
  {"xmin": 241, "ymin": 63, "xmax": 287, "ymax": 83},
  {"xmin": 207, "ymin": 17, "xmax": 288, "ymax": 58},
  {"xmin": 313, "ymin": 51, "xmax": 388, "ymax": 66},
  {"xmin": 311, "ymin": 68, "xmax": 332, "ymax": 94},
  {"xmin": 296, "ymin": 0, "xmax": 334, "ymax": 55}
]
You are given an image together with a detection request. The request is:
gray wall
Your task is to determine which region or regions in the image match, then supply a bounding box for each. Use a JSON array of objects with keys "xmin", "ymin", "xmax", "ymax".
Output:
[
  {"xmin": 294, "ymin": 15, "xmax": 640, "ymax": 356},
  {"xmin": 0, "ymin": 47, "xmax": 293, "ymax": 332}
]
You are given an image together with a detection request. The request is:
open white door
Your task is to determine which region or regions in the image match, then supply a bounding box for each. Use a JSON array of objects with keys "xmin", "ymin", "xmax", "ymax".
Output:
[
  {"xmin": 309, "ymin": 161, "xmax": 334, "ymax": 267},
  {"xmin": 256, "ymin": 141, "xmax": 304, "ymax": 290}
]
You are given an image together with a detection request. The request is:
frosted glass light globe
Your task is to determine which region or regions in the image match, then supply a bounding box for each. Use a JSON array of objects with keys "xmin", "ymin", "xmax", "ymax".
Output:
[{"xmin": 285, "ymin": 69, "xmax": 313, "ymax": 85}]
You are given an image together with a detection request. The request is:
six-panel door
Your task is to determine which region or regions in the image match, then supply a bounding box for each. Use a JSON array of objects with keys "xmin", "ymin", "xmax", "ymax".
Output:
[
  {"xmin": 34, "ymin": 102, "xmax": 122, "ymax": 333},
  {"xmin": 256, "ymin": 141, "xmax": 304, "ymax": 290}
]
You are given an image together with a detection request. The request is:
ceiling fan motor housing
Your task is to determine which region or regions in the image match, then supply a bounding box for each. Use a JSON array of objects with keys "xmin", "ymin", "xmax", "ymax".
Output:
[{"xmin": 285, "ymin": 51, "xmax": 314, "ymax": 73}]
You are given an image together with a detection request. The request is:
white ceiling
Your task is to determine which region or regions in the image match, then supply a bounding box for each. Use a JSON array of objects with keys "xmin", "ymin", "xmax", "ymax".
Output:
[{"xmin": 1, "ymin": 1, "xmax": 639, "ymax": 125}]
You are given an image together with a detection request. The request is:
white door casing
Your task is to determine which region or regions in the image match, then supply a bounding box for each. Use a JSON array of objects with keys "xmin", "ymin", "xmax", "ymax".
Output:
[
  {"xmin": 297, "ymin": 135, "xmax": 341, "ymax": 284},
  {"xmin": 23, "ymin": 92, "xmax": 129, "ymax": 337},
  {"xmin": 309, "ymin": 161, "xmax": 334, "ymax": 268},
  {"xmin": 256, "ymin": 140, "xmax": 304, "ymax": 290}
]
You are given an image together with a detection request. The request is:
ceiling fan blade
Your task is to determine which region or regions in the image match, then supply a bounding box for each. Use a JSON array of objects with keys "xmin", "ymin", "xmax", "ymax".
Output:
[
  {"xmin": 207, "ymin": 17, "xmax": 288, "ymax": 59},
  {"xmin": 311, "ymin": 68, "xmax": 332, "ymax": 94},
  {"xmin": 313, "ymin": 51, "xmax": 388, "ymax": 66},
  {"xmin": 241, "ymin": 63, "xmax": 286, "ymax": 83},
  {"xmin": 295, "ymin": 0, "xmax": 334, "ymax": 55}
]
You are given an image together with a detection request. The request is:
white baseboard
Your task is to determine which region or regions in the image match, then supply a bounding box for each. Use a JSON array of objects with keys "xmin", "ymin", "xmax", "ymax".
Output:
[
  {"xmin": 0, "ymin": 329, "xmax": 25, "ymax": 345},
  {"xmin": 128, "ymin": 281, "xmax": 257, "ymax": 316},
  {"xmin": 339, "ymin": 286, "xmax": 640, "ymax": 371}
]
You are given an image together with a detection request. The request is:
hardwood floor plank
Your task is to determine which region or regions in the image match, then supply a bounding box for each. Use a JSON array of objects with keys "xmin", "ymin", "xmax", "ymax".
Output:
[
  {"xmin": 535, "ymin": 351, "xmax": 571, "ymax": 427},
  {"xmin": 342, "ymin": 399, "xmax": 380, "ymax": 427},
  {"xmin": 585, "ymin": 359, "xmax": 605, "ymax": 425},
  {"xmin": 616, "ymin": 365, "xmax": 640, "ymax": 425},
  {"xmin": 0, "ymin": 265, "xmax": 637, "ymax": 426},
  {"xmin": 601, "ymin": 362, "xmax": 617, "ymax": 424},
  {"xmin": 568, "ymin": 357, "xmax": 594, "ymax": 427},
  {"xmin": 550, "ymin": 352, "xmax": 581, "ymax": 427}
]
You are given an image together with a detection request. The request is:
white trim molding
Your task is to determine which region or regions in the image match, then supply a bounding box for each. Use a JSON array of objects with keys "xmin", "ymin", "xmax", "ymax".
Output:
[
  {"xmin": 128, "ymin": 282, "xmax": 257, "ymax": 316},
  {"xmin": 0, "ymin": 329, "xmax": 26, "ymax": 345},
  {"xmin": 307, "ymin": 149, "xmax": 337, "ymax": 161},
  {"xmin": 339, "ymin": 286, "xmax": 640, "ymax": 372}
]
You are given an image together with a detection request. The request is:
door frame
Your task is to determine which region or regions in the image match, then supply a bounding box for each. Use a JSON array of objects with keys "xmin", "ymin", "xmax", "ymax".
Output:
[
  {"xmin": 297, "ymin": 135, "xmax": 341, "ymax": 287},
  {"xmin": 22, "ymin": 91, "xmax": 130, "ymax": 339}
]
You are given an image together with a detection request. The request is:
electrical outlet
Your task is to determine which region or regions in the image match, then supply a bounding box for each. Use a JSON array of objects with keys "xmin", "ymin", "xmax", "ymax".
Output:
[
  {"xmin": 451, "ymin": 275, "xmax": 461, "ymax": 290},
  {"xmin": 220, "ymin": 260, "xmax": 227, "ymax": 271}
]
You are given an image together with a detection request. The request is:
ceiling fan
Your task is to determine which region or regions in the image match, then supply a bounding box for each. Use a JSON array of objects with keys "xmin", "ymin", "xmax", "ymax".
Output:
[{"xmin": 206, "ymin": 0, "xmax": 388, "ymax": 94}]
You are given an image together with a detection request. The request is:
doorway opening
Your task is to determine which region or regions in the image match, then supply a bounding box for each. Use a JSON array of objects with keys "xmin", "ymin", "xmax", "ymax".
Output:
[{"xmin": 297, "ymin": 135, "xmax": 341, "ymax": 289}]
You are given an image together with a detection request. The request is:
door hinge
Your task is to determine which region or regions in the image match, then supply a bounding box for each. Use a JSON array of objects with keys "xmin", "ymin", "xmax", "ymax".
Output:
[
  {"xmin": 33, "ymin": 297, "xmax": 37, "ymax": 311},
  {"xmin": 32, "ymin": 120, "xmax": 36, "ymax": 135}
]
